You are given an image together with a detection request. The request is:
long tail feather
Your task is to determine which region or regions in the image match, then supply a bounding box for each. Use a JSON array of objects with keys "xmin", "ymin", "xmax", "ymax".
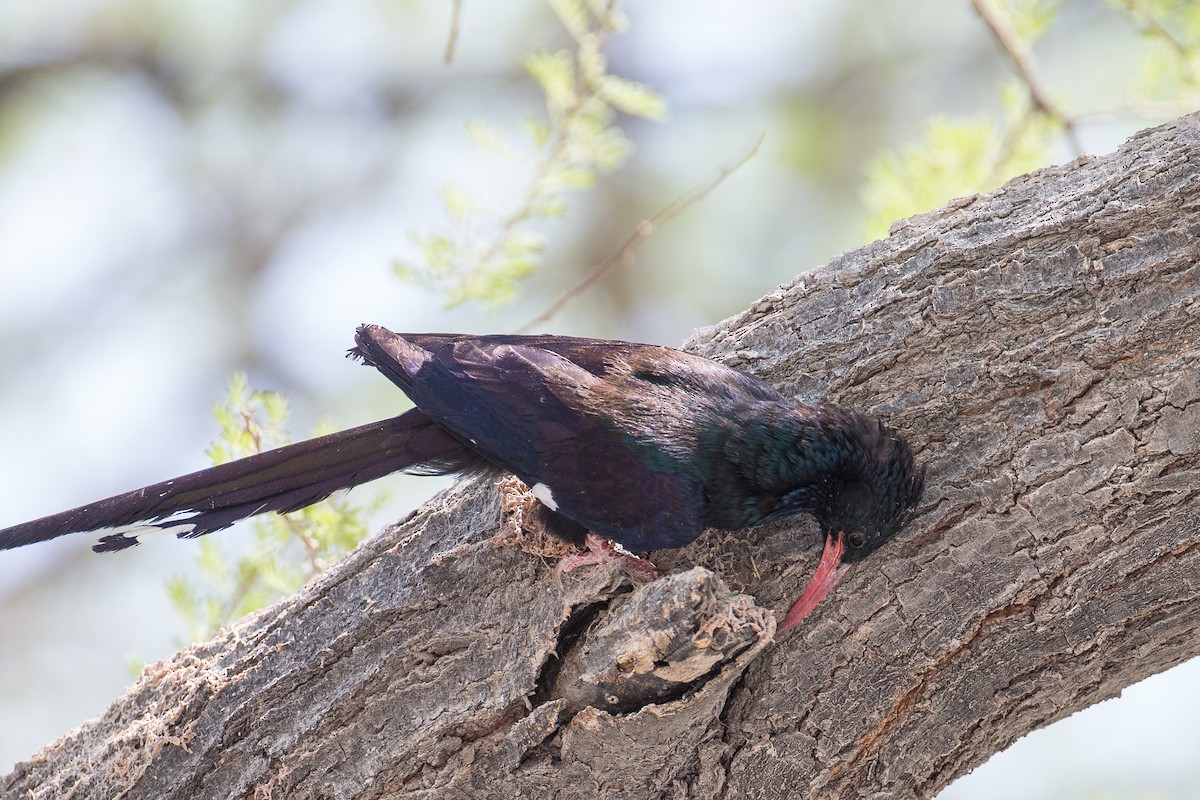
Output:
[{"xmin": 0, "ymin": 409, "xmax": 484, "ymax": 553}]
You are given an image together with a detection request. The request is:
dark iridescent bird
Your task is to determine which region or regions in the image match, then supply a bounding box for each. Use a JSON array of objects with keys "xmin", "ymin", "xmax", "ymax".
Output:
[{"xmin": 0, "ymin": 325, "xmax": 924, "ymax": 635}]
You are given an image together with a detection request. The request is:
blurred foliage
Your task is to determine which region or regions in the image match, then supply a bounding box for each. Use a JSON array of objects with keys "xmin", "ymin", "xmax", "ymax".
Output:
[
  {"xmin": 395, "ymin": 0, "xmax": 666, "ymax": 308},
  {"xmin": 995, "ymin": 0, "xmax": 1058, "ymax": 41},
  {"xmin": 863, "ymin": 99, "xmax": 1058, "ymax": 239},
  {"xmin": 862, "ymin": 0, "xmax": 1061, "ymax": 238},
  {"xmin": 1111, "ymin": 0, "xmax": 1200, "ymax": 95},
  {"xmin": 167, "ymin": 374, "xmax": 382, "ymax": 642},
  {"xmin": 862, "ymin": 0, "xmax": 1200, "ymax": 239}
]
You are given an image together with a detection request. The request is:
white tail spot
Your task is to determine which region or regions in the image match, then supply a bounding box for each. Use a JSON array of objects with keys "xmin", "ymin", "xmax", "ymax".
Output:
[{"xmin": 93, "ymin": 522, "xmax": 197, "ymax": 545}]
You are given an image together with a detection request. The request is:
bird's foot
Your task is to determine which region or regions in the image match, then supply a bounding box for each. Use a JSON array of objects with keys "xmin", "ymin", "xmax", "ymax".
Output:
[{"xmin": 556, "ymin": 533, "xmax": 662, "ymax": 583}]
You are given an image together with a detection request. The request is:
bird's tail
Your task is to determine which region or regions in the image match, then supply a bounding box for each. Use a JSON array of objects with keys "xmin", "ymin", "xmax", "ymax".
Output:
[{"xmin": 0, "ymin": 409, "xmax": 484, "ymax": 553}]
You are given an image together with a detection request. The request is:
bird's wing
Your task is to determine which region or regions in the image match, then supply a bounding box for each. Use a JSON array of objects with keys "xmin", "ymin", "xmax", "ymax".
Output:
[
  {"xmin": 358, "ymin": 328, "xmax": 784, "ymax": 393},
  {"xmin": 355, "ymin": 329, "xmax": 646, "ymax": 381},
  {"xmin": 353, "ymin": 326, "xmax": 708, "ymax": 550}
]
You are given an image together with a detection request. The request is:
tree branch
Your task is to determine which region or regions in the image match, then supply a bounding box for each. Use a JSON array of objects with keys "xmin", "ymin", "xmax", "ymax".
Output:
[
  {"xmin": 517, "ymin": 132, "xmax": 765, "ymax": 333},
  {"xmin": 971, "ymin": 0, "xmax": 1083, "ymax": 154},
  {"xmin": 6, "ymin": 112, "xmax": 1200, "ymax": 799}
]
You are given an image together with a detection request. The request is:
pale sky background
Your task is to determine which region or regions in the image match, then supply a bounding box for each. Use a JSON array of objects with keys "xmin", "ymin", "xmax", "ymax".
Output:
[{"xmin": 1, "ymin": 1, "xmax": 1198, "ymax": 796}]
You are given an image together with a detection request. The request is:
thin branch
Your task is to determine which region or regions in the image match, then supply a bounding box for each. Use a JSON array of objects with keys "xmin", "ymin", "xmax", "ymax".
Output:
[
  {"xmin": 971, "ymin": 0, "xmax": 1083, "ymax": 156},
  {"xmin": 444, "ymin": 0, "xmax": 464, "ymax": 64},
  {"xmin": 282, "ymin": 514, "xmax": 328, "ymax": 574},
  {"xmin": 1114, "ymin": 0, "xmax": 1197, "ymax": 86},
  {"xmin": 448, "ymin": 4, "xmax": 620, "ymax": 302},
  {"xmin": 517, "ymin": 132, "xmax": 765, "ymax": 333}
]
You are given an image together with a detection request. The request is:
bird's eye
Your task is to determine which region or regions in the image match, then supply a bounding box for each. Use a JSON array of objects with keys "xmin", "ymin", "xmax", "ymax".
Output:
[{"xmin": 846, "ymin": 531, "xmax": 867, "ymax": 549}]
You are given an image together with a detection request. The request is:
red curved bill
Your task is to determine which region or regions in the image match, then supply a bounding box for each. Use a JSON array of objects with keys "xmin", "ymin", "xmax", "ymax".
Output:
[{"xmin": 776, "ymin": 531, "xmax": 849, "ymax": 638}]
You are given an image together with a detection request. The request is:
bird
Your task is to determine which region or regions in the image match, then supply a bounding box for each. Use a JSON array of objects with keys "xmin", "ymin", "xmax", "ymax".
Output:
[{"xmin": 0, "ymin": 325, "xmax": 925, "ymax": 636}]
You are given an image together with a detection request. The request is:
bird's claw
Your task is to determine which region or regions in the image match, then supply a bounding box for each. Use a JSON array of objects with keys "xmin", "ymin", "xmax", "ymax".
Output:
[{"xmin": 556, "ymin": 533, "xmax": 661, "ymax": 582}]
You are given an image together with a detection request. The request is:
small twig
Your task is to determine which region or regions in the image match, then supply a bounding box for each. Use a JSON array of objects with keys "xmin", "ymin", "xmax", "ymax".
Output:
[
  {"xmin": 444, "ymin": 0, "xmax": 464, "ymax": 64},
  {"xmin": 971, "ymin": 0, "xmax": 1083, "ymax": 156},
  {"xmin": 516, "ymin": 132, "xmax": 765, "ymax": 333},
  {"xmin": 1114, "ymin": 0, "xmax": 1197, "ymax": 86},
  {"xmin": 240, "ymin": 409, "xmax": 264, "ymax": 452},
  {"xmin": 244, "ymin": 410, "xmax": 325, "ymax": 575},
  {"xmin": 460, "ymin": 6, "xmax": 613, "ymax": 297},
  {"xmin": 282, "ymin": 513, "xmax": 327, "ymax": 574}
]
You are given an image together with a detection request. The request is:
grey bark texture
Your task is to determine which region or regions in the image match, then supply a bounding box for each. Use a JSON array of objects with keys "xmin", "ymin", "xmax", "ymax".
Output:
[{"xmin": 6, "ymin": 112, "xmax": 1200, "ymax": 800}]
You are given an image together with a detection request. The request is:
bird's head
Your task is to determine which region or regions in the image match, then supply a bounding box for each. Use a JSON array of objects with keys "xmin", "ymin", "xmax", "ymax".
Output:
[
  {"xmin": 815, "ymin": 435, "xmax": 925, "ymax": 561},
  {"xmin": 770, "ymin": 407, "xmax": 925, "ymax": 636}
]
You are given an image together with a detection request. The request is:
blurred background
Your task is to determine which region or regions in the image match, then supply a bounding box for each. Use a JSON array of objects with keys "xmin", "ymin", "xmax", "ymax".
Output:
[{"xmin": 1, "ymin": 0, "xmax": 1198, "ymax": 796}]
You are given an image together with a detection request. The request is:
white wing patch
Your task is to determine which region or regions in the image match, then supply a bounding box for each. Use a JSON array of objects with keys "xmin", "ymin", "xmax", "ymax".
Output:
[{"xmin": 530, "ymin": 482, "xmax": 558, "ymax": 511}]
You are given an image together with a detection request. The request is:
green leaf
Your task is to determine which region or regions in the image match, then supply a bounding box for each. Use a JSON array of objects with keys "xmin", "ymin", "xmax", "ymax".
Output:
[
  {"xmin": 587, "ymin": 126, "xmax": 633, "ymax": 172},
  {"xmin": 592, "ymin": 75, "xmax": 667, "ymax": 119},
  {"xmin": 531, "ymin": 195, "xmax": 569, "ymax": 218},
  {"xmin": 525, "ymin": 50, "xmax": 577, "ymax": 116},
  {"xmin": 441, "ymin": 184, "xmax": 475, "ymax": 222},
  {"xmin": 262, "ymin": 392, "xmax": 288, "ymax": 430},
  {"xmin": 466, "ymin": 120, "xmax": 522, "ymax": 160},
  {"xmin": 521, "ymin": 115, "xmax": 553, "ymax": 147},
  {"xmin": 501, "ymin": 229, "xmax": 546, "ymax": 258},
  {"xmin": 993, "ymin": 0, "xmax": 1058, "ymax": 42},
  {"xmin": 395, "ymin": 0, "xmax": 663, "ymax": 310},
  {"xmin": 862, "ymin": 117, "xmax": 999, "ymax": 239},
  {"xmin": 548, "ymin": 0, "xmax": 592, "ymax": 42},
  {"xmin": 544, "ymin": 164, "xmax": 597, "ymax": 191}
]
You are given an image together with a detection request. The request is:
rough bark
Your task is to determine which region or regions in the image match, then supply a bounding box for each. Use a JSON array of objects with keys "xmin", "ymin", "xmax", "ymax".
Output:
[{"xmin": 5, "ymin": 112, "xmax": 1200, "ymax": 800}]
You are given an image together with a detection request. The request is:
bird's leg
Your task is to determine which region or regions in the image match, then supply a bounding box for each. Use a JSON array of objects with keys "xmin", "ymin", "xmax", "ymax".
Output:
[{"xmin": 555, "ymin": 534, "xmax": 662, "ymax": 582}]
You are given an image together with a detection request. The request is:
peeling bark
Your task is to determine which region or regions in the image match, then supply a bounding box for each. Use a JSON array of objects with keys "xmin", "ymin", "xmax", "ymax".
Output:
[{"xmin": 5, "ymin": 112, "xmax": 1200, "ymax": 800}]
